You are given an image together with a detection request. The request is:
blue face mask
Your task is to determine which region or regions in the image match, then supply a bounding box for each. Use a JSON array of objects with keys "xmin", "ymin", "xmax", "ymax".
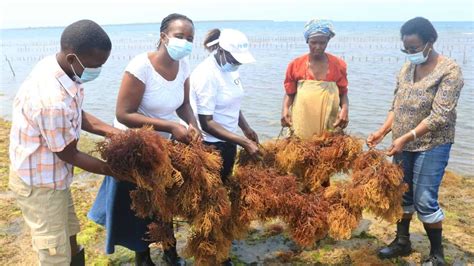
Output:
[
  {"xmin": 70, "ymin": 54, "xmax": 102, "ymax": 83},
  {"xmin": 406, "ymin": 43, "xmax": 431, "ymax": 65},
  {"xmin": 221, "ymin": 62, "xmax": 239, "ymax": 72},
  {"xmin": 165, "ymin": 36, "xmax": 193, "ymax": 61},
  {"xmin": 217, "ymin": 49, "xmax": 240, "ymax": 72}
]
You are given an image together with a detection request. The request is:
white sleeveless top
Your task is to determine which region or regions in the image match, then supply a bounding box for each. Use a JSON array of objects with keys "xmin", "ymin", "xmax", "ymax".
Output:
[{"xmin": 114, "ymin": 52, "xmax": 190, "ymax": 137}]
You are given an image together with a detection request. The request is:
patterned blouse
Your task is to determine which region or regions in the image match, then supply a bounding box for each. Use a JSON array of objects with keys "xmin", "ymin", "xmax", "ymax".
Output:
[{"xmin": 390, "ymin": 56, "xmax": 464, "ymax": 152}]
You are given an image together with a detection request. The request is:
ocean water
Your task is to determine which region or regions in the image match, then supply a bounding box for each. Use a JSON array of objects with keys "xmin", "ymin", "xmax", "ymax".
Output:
[{"xmin": 1, "ymin": 21, "xmax": 473, "ymax": 175}]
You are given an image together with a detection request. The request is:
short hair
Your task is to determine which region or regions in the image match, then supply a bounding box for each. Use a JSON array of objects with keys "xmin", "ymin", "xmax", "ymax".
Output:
[
  {"xmin": 160, "ymin": 13, "xmax": 194, "ymax": 33},
  {"xmin": 400, "ymin": 17, "xmax": 438, "ymax": 43},
  {"xmin": 60, "ymin": 20, "xmax": 112, "ymax": 55}
]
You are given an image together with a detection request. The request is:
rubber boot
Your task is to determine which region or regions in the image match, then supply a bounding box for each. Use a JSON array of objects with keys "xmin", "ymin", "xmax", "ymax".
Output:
[
  {"xmin": 378, "ymin": 219, "xmax": 412, "ymax": 259},
  {"xmin": 422, "ymin": 227, "xmax": 446, "ymax": 266},
  {"xmin": 221, "ymin": 258, "xmax": 234, "ymax": 266},
  {"xmin": 70, "ymin": 246, "xmax": 85, "ymax": 266},
  {"xmin": 135, "ymin": 248, "xmax": 155, "ymax": 266}
]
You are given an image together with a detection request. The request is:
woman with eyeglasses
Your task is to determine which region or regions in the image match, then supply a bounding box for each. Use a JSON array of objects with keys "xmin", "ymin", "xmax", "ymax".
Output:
[{"xmin": 367, "ymin": 17, "xmax": 464, "ymax": 265}]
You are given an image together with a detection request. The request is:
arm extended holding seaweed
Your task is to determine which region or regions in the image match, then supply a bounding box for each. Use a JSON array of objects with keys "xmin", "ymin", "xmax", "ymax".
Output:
[
  {"xmin": 386, "ymin": 122, "xmax": 430, "ymax": 156},
  {"xmin": 281, "ymin": 93, "xmax": 295, "ymax": 127},
  {"xmin": 175, "ymin": 78, "xmax": 202, "ymax": 141},
  {"xmin": 366, "ymin": 111, "xmax": 394, "ymax": 148},
  {"xmin": 116, "ymin": 72, "xmax": 193, "ymax": 143},
  {"xmin": 55, "ymin": 140, "xmax": 114, "ymax": 176},
  {"xmin": 199, "ymin": 114, "xmax": 259, "ymax": 155},
  {"xmin": 333, "ymin": 93, "xmax": 349, "ymax": 128},
  {"xmin": 82, "ymin": 110, "xmax": 121, "ymax": 137},
  {"xmin": 367, "ymin": 112, "xmax": 430, "ymax": 156},
  {"xmin": 238, "ymin": 111, "xmax": 259, "ymax": 144}
]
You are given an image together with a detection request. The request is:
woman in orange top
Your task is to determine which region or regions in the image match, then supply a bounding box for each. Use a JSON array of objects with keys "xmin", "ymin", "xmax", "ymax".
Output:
[{"xmin": 281, "ymin": 19, "xmax": 349, "ymax": 139}]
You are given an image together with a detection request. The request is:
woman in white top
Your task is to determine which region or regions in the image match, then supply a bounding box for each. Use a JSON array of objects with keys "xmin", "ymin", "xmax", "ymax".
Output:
[
  {"xmin": 88, "ymin": 13, "xmax": 198, "ymax": 266},
  {"xmin": 190, "ymin": 29, "xmax": 259, "ymax": 265}
]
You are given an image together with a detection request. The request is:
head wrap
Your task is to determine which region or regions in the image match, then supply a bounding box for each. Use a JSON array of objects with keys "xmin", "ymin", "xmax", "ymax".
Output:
[{"xmin": 303, "ymin": 19, "xmax": 335, "ymax": 42}]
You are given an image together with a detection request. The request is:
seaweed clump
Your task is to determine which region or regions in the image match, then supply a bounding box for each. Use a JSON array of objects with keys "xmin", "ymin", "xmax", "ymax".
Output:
[{"xmin": 98, "ymin": 127, "xmax": 232, "ymax": 265}]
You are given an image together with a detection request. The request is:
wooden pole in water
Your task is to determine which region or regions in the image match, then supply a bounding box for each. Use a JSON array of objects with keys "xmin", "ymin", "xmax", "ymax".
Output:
[
  {"xmin": 5, "ymin": 55, "xmax": 16, "ymax": 77},
  {"xmin": 463, "ymin": 47, "xmax": 467, "ymax": 65}
]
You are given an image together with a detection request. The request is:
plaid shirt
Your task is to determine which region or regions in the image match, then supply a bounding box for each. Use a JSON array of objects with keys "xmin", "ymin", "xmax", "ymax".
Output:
[{"xmin": 9, "ymin": 55, "xmax": 84, "ymax": 189}]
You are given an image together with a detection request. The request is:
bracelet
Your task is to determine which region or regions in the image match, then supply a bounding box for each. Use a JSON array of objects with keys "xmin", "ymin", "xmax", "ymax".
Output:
[{"xmin": 410, "ymin": 129, "xmax": 417, "ymax": 141}]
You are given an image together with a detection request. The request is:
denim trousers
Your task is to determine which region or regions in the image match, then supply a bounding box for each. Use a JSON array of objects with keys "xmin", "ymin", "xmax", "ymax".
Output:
[{"xmin": 394, "ymin": 143, "xmax": 452, "ymax": 224}]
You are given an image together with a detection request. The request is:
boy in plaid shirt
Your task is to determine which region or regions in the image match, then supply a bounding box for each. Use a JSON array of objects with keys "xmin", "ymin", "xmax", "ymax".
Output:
[{"xmin": 9, "ymin": 20, "xmax": 120, "ymax": 265}]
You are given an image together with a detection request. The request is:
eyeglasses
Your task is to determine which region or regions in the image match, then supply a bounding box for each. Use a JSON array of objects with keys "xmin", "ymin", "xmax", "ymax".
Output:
[{"xmin": 401, "ymin": 42, "xmax": 428, "ymax": 54}]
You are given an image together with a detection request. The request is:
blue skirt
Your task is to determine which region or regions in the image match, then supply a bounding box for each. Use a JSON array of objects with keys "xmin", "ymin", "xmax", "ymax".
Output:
[{"xmin": 88, "ymin": 176, "xmax": 152, "ymax": 253}]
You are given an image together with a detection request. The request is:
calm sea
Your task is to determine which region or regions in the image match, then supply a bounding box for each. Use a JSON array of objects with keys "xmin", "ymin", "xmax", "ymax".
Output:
[{"xmin": 1, "ymin": 21, "xmax": 473, "ymax": 175}]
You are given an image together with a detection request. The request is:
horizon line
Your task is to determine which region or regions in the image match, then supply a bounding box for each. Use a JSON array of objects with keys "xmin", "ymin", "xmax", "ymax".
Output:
[{"xmin": 1, "ymin": 19, "xmax": 473, "ymax": 31}]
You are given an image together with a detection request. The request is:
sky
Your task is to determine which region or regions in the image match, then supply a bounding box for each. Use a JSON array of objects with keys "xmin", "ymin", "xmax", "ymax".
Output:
[{"xmin": 0, "ymin": 0, "xmax": 473, "ymax": 29}]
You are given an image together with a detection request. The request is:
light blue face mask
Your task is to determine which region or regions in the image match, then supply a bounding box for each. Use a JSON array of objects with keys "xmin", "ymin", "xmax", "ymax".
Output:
[
  {"xmin": 218, "ymin": 49, "xmax": 240, "ymax": 72},
  {"xmin": 165, "ymin": 36, "xmax": 193, "ymax": 61},
  {"xmin": 406, "ymin": 43, "xmax": 431, "ymax": 65},
  {"xmin": 70, "ymin": 54, "xmax": 102, "ymax": 83},
  {"xmin": 221, "ymin": 62, "xmax": 239, "ymax": 72}
]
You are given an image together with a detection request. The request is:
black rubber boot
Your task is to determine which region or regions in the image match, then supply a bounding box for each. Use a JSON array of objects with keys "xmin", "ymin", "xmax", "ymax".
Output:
[
  {"xmin": 378, "ymin": 219, "xmax": 412, "ymax": 259},
  {"xmin": 135, "ymin": 248, "xmax": 155, "ymax": 266},
  {"xmin": 162, "ymin": 246, "xmax": 186, "ymax": 266},
  {"xmin": 422, "ymin": 253, "xmax": 446, "ymax": 266},
  {"xmin": 70, "ymin": 246, "xmax": 85, "ymax": 266},
  {"xmin": 221, "ymin": 258, "xmax": 234, "ymax": 266},
  {"xmin": 422, "ymin": 227, "xmax": 446, "ymax": 266}
]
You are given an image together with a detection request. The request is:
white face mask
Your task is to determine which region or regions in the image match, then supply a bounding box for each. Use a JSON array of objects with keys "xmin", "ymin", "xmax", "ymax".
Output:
[
  {"xmin": 70, "ymin": 54, "xmax": 102, "ymax": 83},
  {"xmin": 406, "ymin": 43, "xmax": 431, "ymax": 65}
]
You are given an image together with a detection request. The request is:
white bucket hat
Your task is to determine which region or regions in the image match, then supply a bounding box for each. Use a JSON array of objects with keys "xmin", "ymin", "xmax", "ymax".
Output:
[{"xmin": 206, "ymin": 29, "xmax": 256, "ymax": 64}]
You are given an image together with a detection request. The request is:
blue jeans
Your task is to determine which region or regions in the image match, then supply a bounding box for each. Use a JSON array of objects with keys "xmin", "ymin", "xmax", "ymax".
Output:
[{"xmin": 394, "ymin": 143, "xmax": 451, "ymax": 224}]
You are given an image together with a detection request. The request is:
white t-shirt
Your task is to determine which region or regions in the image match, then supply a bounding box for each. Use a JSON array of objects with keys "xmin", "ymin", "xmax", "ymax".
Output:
[
  {"xmin": 190, "ymin": 55, "xmax": 244, "ymax": 143},
  {"xmin": 114, "ymin": 52, "xmax": 190, "ymax": 137}
]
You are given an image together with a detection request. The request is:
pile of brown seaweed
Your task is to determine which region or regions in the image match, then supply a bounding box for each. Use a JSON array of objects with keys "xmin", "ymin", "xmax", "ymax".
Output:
[
  {"xmin": 226, "ymin": 166, "xmax": 329, "ymax": 247},
  {"xmin": 96, "ymin": 126, "xmax": 171, "ymax": 190},
  {"xmin": 274, "ymin": 132, "xmax": 363, "ymax": 191},
  {"xmin": 238, "ymin": 132, "xmax": 363, "ymax": 192},
  {"xmin": 347, "ymin": 150, "xmax": 408, "ymax": 223},
  {"xmin": 98, "ymin": 128, "xmax": 407, "ymax": 263},
  {"xmin": 98, "ymin": 127, "xmax": 232, "ymax": 265},
  {"xmin": 236, "ymin": 132, "xmax": 407, "ymax": 240},
  {"xmin": 323, "ymin": 182, "xmax": 363, "ymax": 240}
]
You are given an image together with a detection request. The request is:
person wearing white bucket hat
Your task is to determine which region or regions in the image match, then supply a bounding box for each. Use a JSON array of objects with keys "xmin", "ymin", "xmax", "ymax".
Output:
[{"xmin": 188, "ymin": 29, "xmax": 259, "ymax": 264}]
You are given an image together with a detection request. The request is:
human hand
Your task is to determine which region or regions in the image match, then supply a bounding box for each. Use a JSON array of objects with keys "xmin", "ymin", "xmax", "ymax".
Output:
[
  {"xmin": 366, "ymin": 130, "xmax": 385, "ymax": 148},
  {"xmin": 386, "ymin": 135, "xmax": 409, "ymax": 156},
  {"xmin": 171, "ymin": 124, "xmax": 191, "ymax": 143},
  {"xmin": 280, "ymin": 111, "xmax": 292, "ymax": 127},
  {"xmin": 333, "ymin": 107, "xmax": 349, "ymax": 128},
  {"xmin": 243, "ymin": 127, "xmax": 259, "ymax": 144}
]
